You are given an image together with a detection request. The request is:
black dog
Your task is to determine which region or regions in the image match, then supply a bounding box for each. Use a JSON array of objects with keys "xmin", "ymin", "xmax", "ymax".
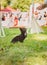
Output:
[{"xmin": 11, "ymin": 28, "xmax": 27, "ymax": 43}]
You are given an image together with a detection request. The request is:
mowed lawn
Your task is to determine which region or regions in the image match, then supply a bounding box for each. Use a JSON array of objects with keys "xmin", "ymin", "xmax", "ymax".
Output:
[{"xmin": 0, "ymin": 26, "xmax": 47, "ymax": 65}]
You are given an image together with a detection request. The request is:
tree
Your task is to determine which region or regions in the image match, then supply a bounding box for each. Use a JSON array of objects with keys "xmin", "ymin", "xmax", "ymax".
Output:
[
  {"xmin": 7, "ymin": 0, "xmax": 11, "ymax": 5},
  {"xmin": 1, "ymin": 0, "xmax": 7, "ymax": 7},
  {"xmin": 1, "ymin": 0, "xmax": 44, "ymax": 11}
]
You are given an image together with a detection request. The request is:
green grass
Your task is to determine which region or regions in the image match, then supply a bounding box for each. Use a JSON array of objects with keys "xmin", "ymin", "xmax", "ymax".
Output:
[{"xmin": 0, "ymin": 26, "xmax": 47, "ymax": 65}]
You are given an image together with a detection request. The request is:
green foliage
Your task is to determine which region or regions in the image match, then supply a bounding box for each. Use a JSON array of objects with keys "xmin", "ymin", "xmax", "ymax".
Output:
[
  {"xmin": 1, "ymin": 0, "xmax": 7, "ymax": 7},
  {"xmin": 1, "ymin": 0, "xmax": 44, "ymax": 11},
  {"xmin": 10, "ymin": 0, "xmax": 31, "ymax": 11},
  {"xmin": 7, "ymin": 0, "xmax": 11, "ymax": 5}
]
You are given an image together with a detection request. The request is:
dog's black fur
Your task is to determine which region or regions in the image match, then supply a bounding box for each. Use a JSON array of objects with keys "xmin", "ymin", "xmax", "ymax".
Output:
[{"xmin": 11, "ymin": 28, "xmax": 27, "ymax": 43}]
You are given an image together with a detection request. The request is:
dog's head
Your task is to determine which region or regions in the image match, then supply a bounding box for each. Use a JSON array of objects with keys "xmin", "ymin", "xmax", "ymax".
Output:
[{"xmin": 20, "ymin": 28, "xmax": 27, "ymax": 34}]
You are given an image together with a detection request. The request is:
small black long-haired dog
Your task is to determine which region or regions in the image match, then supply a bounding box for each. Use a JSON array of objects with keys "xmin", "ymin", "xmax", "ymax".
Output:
[{"xmin": 11, "ymin": 28, "xmax": 27, "ymax": 43}]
